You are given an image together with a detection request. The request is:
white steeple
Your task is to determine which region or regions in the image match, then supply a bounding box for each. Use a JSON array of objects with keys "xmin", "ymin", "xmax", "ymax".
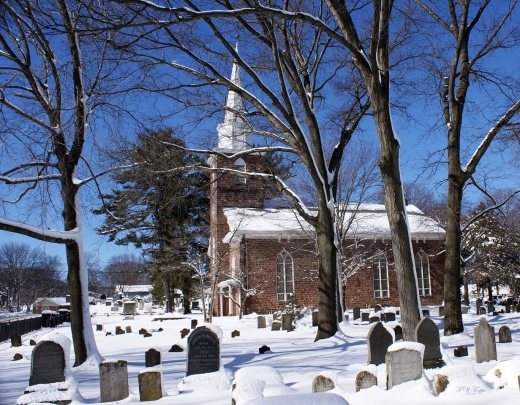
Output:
[{"xmin": 217, "ymin": 42, "xmax": 252, "ymax": 151}]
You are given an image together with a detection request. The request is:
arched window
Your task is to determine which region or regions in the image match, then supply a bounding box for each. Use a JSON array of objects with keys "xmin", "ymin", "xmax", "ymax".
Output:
[
  {"xmin": 415, "ymin": 251, "xmax": 431, "ymax": 296},
  {"xmin": 234, "ymin": 158, "xmax": 246, "ymax": 184},
  {"xmin": 276, "ymin": 251, "xmax": 294, "ymax": 301},
  {"xmin": 373, "ymin": 251, "xmax": 389, "ymax": 298}
]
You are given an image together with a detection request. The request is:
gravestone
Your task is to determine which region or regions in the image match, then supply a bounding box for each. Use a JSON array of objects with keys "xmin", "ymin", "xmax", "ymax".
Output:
[
  {"xmin": 186, "ymin": 326, "xmax": 220, "ymax": 376},
  {"xmin": 29, "ymin": 340, "xmax": 65, "ymax": 386},
  {"xmin": 454, "ymin": 346, "xmax": 468, "ymax": 357},
  {"xmin": 474, "ymin": 317, "xmax": 497, "ymax": 363},
  {"xmin": 257, "ymin": 316, "xmax": 266, "ymax": 329},
  {"xmin": 123, "ymin": 301, "xmax": 136, "ymax": 314},
  {"xmin": 106, "ymin": 332, "xmax": 112, "ymax": 336},
  {"xmin": 386, "ymin": 348, "xmax": 422, "ymax": 389},
  {"xmin": 96, "ymin": 324, "xmax": 103, "ymax": 331},
  {"xmin": 367, "ymin": 322, "xmax": 393, "ymax": 365},
  {"xmin": 259, "ymin": 345, "xmax": 270, "ymax": 354},
  {"xmin": 111, "ymin": 306, "xmax": 119, "ymax": 312},
  {"xmin": 355, "ymin": 370, "xmax": 377, "ymax": 392},
  {"xmin": 312, "ymin": 375, "xmax": 335, "ymax": 392},
  {"xmin": 169, "ymin": 344, "xmax": 184, "ymax": 352},
  {"xmin": 479, "ymin": 306, "xmax": 487, "ymax": 315},
  {"xmin": 353, "ymin": 307, "xmax": 361, "ymax": 320},
  {"xmin": 144, "ymin": 332, "xmax": 152, "ymax": 337},
  {"xmin": 13, "ymin": 353, "xmax": 23, "ymax": 361},
  {"xmin": 506, "ymin": 303, "xmax": 511, "ymax": 313},
  {"xmin": 374, "ymin": 304, "xmax": 382, "ymax": 312},
  {"xmin": 125, "ymin": 326, "xmax": 132, "ymax": 333},
  {"xmin": 231, "ymin": 330, "xmax": 240, "ymax": 338},
  {"xmin": 191, "ymin": 319, "xmax": 198, "ymax": 329},
  {"xmin": 476, "ymin": 298, "xmax": 483, "ymax": 312},
  {"xmin": 394, "ymin": 325, "xmax": 403, "ymax": 341},
  {"xmin": 99, "ymin": 360, "xmax": 129, "ymax": 402},
  {"xmin": 438, "ymin": 306, "xmax": 444, "ymax": 317},
  {"xmin": 139, "ymin": 328, "xmax": 147, "ymax": 335},
  {"xmin": 115, "ymin": 326, "xmax": 125, "ymax": 335},
  {"xmin": 11, "ymin": 334, "xmax": 22, "ymax": 347},
  {"xmin": 30, "ymin": 339, "xmax": 37, "ymax": 346},
  {"xmin": 145, "ymin": 348, "xmax": 161, "ymax": 367},
  {"xmin": 180, "ymin": 328, "xmax": 190, "ymax": 338},
  {"xmin": 461, "ymin": 306, "xmax": 469, "ymax": 314},
  {"xmin": 414, "ymin": 317, "xmax": 444, "ymax": 368},
  {"xmin": 369, "ymin": 316, "xmax": 379, "ymax": 324},
  {"xmin": 422, "ymin": 309, "xmax": 430, "ymax": 318},
  {"xmin": 498, "ymin": 325, "xmax": 512, "ymax": 343},
  {"xmin": 433, "ymin": 374, "xmax": 449, "ymax": 395},
  {"xmin": 312, "ymin": 311, "xmax": 319, "ymax": 327},
  {"xmin": 106, "ymin": 301, "xmax": 111, "ymax": 306},
  {"xmin": 385, "ymin": 313, "xmax": 396, "ymax": 322},
  {"xmin": 361, "ymin": 312, "xmax": 369, "ymax": 322},
  {"xmin": 487, "ymin": 302, "xmax": 494, "ymax": 313},
  {"xmin": 271, "ymin": 320, "xmax": 281, "ymax": 331},
  {"xmin": 139, "ymin": 371, "xmax": 162, "ymax": 401},
  {"xmin": 282, "ymin": 313, "xmax": 294, "ymax": 331}
]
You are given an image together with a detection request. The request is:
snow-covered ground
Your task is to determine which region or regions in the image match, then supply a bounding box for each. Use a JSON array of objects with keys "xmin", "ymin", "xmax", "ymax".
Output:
[{"xmin": 1, "ymin": 303, "xmax": 520, "ymax": 405}]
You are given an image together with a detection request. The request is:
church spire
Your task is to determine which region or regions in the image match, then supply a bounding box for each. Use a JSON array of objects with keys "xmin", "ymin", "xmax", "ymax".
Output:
[{"xmin": 217, "ymin": 42, "xmax": 252, "ymax": 151}]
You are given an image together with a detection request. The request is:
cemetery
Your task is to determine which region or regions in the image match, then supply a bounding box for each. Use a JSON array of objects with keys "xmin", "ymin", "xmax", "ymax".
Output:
[{"xmin": 1, "ymin": 302, "xmax": 520, "ymax": 405}]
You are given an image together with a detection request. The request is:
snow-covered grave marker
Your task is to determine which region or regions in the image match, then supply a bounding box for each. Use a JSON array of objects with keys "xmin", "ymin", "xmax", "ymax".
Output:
[
  {"xmin": 29, "ymin": 340, "xmax": 65, "ymax": 386},
  {"xmin": 385, "ymin": 342, "xmax": 424, "ymax": 389},
  {"xmin": 123, "ymin": 301, "xmax": 136, "ymax": 319},
  {"xmin": 474, "ymin": 317, "xmax": 497, "ymax": 363},
  {"xmin": 186, "ymin": 326, "xmax": 220, "ymax": 376},
  {"xmin": 281, "ymin": 313, "xmax": 294, "ymax": 331},
  {"xmin": 355, "ymin": 369, "xmax": 377, "ymax": 392},
  {"xmin": 499, "ymin": 325, "xmax": 512, "ymax": 343},
  {"xmin": 145, "ymin": 348, "xmax": 161, "ymax": 367},
  {"xmin": 414, "ymin": 317, "xmax": 445, "ymax": 368},
  {"xmin": 99, "ymin": 360, "xmax": 129, "ymax": 402},
  {"xmin": 257, "ymin": 315, "xmax": 266, "ymax": 328},
  {"xmin": 367, "ymin": 321, "xmax": 393, "ymax": 366}
]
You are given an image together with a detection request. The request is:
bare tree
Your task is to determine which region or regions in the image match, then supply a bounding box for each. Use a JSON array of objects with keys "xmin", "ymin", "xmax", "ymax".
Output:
[{"xmin": 103, "ymin": 253, "xmax": 148, "ymax": 296}]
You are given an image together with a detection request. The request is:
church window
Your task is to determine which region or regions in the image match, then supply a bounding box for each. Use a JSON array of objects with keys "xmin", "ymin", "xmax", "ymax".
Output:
[
  {"xmin": 276, "ymin": 250, "xmax": 294, "ymax": 301},
  {"xmin": 234, "ymin": 158, "xmax": 246, "ymax": 184},
  {"xmin": 415, "ymin": 251, "xmax": 431, "ymax": 296},
  {"xmin": 373, "ymin": 251, "xmax": 389, "ymax": 298}
]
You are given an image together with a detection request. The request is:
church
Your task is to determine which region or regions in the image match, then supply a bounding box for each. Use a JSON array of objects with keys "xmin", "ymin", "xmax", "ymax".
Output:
[{"xmin": 208, "ymin": 55, "xmax": 445, "ymax": 317}]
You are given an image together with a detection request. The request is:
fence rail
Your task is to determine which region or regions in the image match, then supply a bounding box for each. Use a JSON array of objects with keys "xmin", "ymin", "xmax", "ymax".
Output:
[{"xmin": 0, "ymin": 315, "xmax": 44, "ymax": 343}]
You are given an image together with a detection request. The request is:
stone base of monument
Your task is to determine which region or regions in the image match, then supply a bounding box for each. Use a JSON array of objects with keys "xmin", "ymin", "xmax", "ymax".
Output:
[
  {"xmin": 19, "ymin": 381, "xmax": 75, "ymax": 405},
  {"xmin": 423, "ymin": 359, "xmax": 446, "ymax": 369}
]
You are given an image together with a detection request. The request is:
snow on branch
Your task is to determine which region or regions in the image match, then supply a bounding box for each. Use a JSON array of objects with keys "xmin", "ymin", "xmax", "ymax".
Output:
[{"xmin": 0, "ymin": 217, "xmax": 79, "ymax": 244}]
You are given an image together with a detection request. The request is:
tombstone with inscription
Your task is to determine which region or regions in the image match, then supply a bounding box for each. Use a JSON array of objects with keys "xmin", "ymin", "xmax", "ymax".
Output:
[
  {"xmin": 474, "ymin": 317, "xmax": 497, "ymax": 363},
  {"xmin": 386, "ymin": 345, "xmax": 423, "ymax": 389},
  {"xmin": 257, "ymin": 316, "xmax": 266, "ymax": 329},
  {"xmin": 186, "ymin": 326, "xmax": 220, "ymax": 376},
  {"xmin": 355, "ymin": 370, "xmax": 377, "ymax": 392},
  {"xmin": 394, "ymin": 325, "xmax": 403, "ymax": 341},
  {"xmin": 353, "ymin": 307, "xmax": 361, "ymax": 320},
  {"xmin": 414, "ymin": 317, "xmax": 445, "ymax": 368},
  {"xmin": 139, "ymin": 371, "xmax": 162, "ymax": 401},
  {"xmin": 145, "ymin": 348, "xmax": 161, "ymax": 367},
  {"xmin": 29, "ymin": 340, "xmax": 66, "ymax": 386},
  {"xmin": 99, "ymin": 360, "xmax": 129, "ymax": 402},
  {"xmin": 367, "ymin": 322, "xmax": 393, "ymax": 365},
  {"xmin": 312, "ymin": 374, "xmax": 335, "ymax": 392},
  {"xmin": 498, "ymin": 325, "xmax": 512, "ymax": 343},
  {"xmin": 312, "ymin": 311, "xmax": 319, "ymax": 327},
  {"xmin": 282, "ymin": 313, "xmax": 294, "ymax": 331}
]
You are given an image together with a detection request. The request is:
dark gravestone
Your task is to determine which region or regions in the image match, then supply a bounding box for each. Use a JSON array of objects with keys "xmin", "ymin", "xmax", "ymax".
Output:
[
  {"xmin": 312, "ymin": 311, "xmax": 319, "ymax": 327},
  {"xmin": 271, "ymin": 320, "xmax": 281, "ymax": 331},
  {"xmin": 191, "ymin": 319, "xmax": 198, "ymax": 329},
  {"xmin": 181, "ymin": 328, "xmax": 190, "ymax": 338},
  {"xmin": 257, "ymin": 316, "xmax": 266, "ymax": 329},
  {"xmin": 169, "ymin": 344, "xmax": 184, "ymax": 352},
  {"xmin": 96, "ymin": 324, "xmax": 103, "ymax": 331},
  {"xmin": 506, "ymin": 303, "xmax": 511, "ymax": 313},
  {"xmin": 144, "ymin": 332, "xmax": 152, "ymax": 338},
  {"xmin": 394, "ymin": 325, "xmax": 403, "ymax": 341},
  {"xmin": 13, "ymin": 353, "xmax": 23, "ymax": 361},
  {"xmin": 11, "ymin": 334, "xmax": 22, "ymax": 347},
  {"xmin": 369, "ymin": 316, "xmax": 379, "ymax": 324},
  {"xmin": 186, "ymin": 326, "xmax": 220, "ymax": 376},
  {"xmin": 361, "ymin": 312, "xmax": 370, "ymax": 323},
  {"xmin": 231, "ymin": 330, "xmax": 240, "ymax": 338},
  {"xmin": 385, "ymin": 313, "xmax": 396, "ymax": 322},
  {"xmin": 367, "ymin": 321, "xmax": 393, "ymax": 365},
  {"xmin": 125, "ymin": 326, "xmax": 132, "ymax": 333},
  {"xmin": 487, "ymin": 302, "xmax": 494, "ymax": 313},
  {"xmin": 139, "ymin": 371, "xmax": 162, "ymax": 401},
  {"xmin": 454, "ymin": 346, "xmax": 468, "ymax": 357},
  {"xmin": 106, "ymin": 332, "xmax": 113, "ymax": 336},
  {"xmin": 353, "ymin": 307, "xmax": 361, "ymax": 320},
  {"xmin": 106, "ymin": 301, "xmax": 111, "ymax": 306},
  {"xmin": 479, "ymin": 306, "xmax": 487, "ymax": 315},
  {"xmin": 259, "ymin": 345, "xmax": 270, "ymax": 354},
  {"xmin": 30, "ymin": 339, "xmax": 37, "ymax": 346},
  {"xmin": 115, "ymin": 326, "xmax": 125, "ymax": 335},
  {"xmin": 374, "ymin": 304, "xmax": 382, "ymax": 312},
  {"xmin": 145, "ymin": 348, "xmax": 161, "ymax": 367},
  {"xmin": 415, "ymin": 317, "xmax": 444, "ymax": 368},
  {"xmin": 29, "ymin": 341, "xmax": 65, "ymax": 386},
  {"xmin": 139, "ymin": 328, "xmax": 147, "ymax": 335},
  {"xmin": 499, "ymin": 325, "xmax": 512, "ymax": 343}
]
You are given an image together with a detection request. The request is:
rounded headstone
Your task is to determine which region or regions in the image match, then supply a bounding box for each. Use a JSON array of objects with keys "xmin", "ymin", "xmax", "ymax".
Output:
[
  {"xmin": 355, "ymin": 370, "xmax": 377, "ymax": 392},
  {"xmin": 29, "ymin": 341, "xmax": 66, "ymax": 386},
  {"xmin": 312, "ymin": 375, "xmax": 335, "ymax": 393},
  {"xmin": 186, "ymin": 326, "xmax": 220, "ymax": 376}
]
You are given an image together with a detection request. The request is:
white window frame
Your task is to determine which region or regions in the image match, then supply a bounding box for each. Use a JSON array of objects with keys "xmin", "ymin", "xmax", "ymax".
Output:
[
  {"xmin": 276, "ymin": 250, "xmax": 294, "ymax": 301},
  {"xmin": 373, "ymin": 251, "xmax": 389, "ymax": 299},
  {"xmin": 415, "ymin": 251, "xmax": 431, "ymax": 296}
]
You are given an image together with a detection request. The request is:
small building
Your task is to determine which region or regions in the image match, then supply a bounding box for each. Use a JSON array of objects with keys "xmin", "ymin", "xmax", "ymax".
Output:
[
  {"xmin": 117, "ymin": 285, "xmax": 153, "ymax": 301},
  {"xmin": 32, "ymin": 295, "xmax": 70, "ymax": 314}
]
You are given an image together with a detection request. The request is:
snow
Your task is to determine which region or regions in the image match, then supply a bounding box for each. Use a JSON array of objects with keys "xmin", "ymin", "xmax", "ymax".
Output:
[{"xmin": 3, "ymin": 303, "xmax": 520, "ymax": 405}]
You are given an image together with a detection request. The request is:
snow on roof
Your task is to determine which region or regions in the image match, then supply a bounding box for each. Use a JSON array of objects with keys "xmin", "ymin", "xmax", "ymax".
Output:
[
  {"xmin": 223, "ymin": 204, "xmax": 444, "ymax": 243},
  {"xmin": 119, "ymin": 285, "xmax": 152, "ymax": 293},
  {"xmin": 34, "ymin": 297, "xmax": 68, "ymax": 306}
]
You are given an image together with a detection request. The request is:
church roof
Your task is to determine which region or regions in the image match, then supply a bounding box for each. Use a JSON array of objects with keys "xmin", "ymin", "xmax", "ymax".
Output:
[{"xmin": 222, "ymin": 204, "xmax": 445, "ymax": 242}]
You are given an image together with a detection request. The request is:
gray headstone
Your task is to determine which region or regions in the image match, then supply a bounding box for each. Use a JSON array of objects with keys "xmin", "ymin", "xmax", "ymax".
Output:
[
  {"xmin": 394, "ymin": 325, "xmax": 403, "ymax": 341},
  {"xmin": 355, "ymin": 370, "xmax": 377, "ymax": 392},
  {"xmin": 479, "ymin": 306, "xmax": 487, "ymax": 315},
  {"xmin": 386, "ymin": 348, "xmax": 422, "ymax": 389},
  {"xmin": 414, "ymin": 317, "xmax": 444, "ymax": 368},
  {"xmin": 438, "ymin": 306, "xmax": 444, "ymax": 317},
  {"xmin": 312, "ymin": 311, "xmax": 319, "ymax": 327},
  {"xmin": 312, "ymin": 375, "xmax": 335, "ymax": 392},
  {"xmin": 29, "ymin": 341, "xmax": 65, "ymax": 386},
  {"xmin": 367, "ymin": 322, "xmax": 393, "ymax": 365},
  {"xmin": 191, "ymin": 319, "xmax": 198, "ymax": 329},
  {"xmin": 123, "ymin": 301, "xmax": 136, "ymax": 315},
  {"xmin": 374, "ymin": 304, "xmax": 382, "ymax": 312},
  {"xmin": 271, "ymin": 321, "xmax": 281, "ymax": 331},
  {"xmin": 257, "ymin": 316, "xmax": 266, "ymax": 329},
  {"xmin": 475, "ymin": 299, "xmax": 483, "ymax": 313},
  {"xmin": 461, "ymin": 306, "xmax": 469, "ymax": 314},
  {"xmin": 454, "ymin": 346, "xmax": 468, "ymax": 357},
  {"xmin": 111, "ymin": 306, "xmax": 119, "ymax": 312},
  {"xmin": 361, "ymin": 312, "xmax": 369, "ymax": 322},
  {"xmin": 11, "ymin": 334, "xmax": 22, "ymax": 347},
  {"xmin": 186, "ymin": 326, "xmax": 220, "ymax": 376},
  {"xmin": 125, "ymin": 326, "xmax": 132, "ymax": 333},
  {"xmin": 487, "ymin": 302, "xmax": 494, "ymax": 313},
  {"xmin": 474, "ymin": 317, "xmax": 497, "ymax": 363},
  {"xmin": 169, "ymin": 344, "xmax": 184, "ymax": 352},
  {"xmin": 145, "ymin": 348, "xmax": 161, "ymax": 367},
  {"xmin": 385, "ymin": 312, "xmax": 396, "ymax": 322},
  {"xmin": 282, "ymin": 313, "xmax": 294, "ymax": 331},
  {"xmin": 498, "ymin": 325, "xmax": 512, "ymax": 343},
  {"xmin": 100, "ymin": 360, "xmax": 129, "ymax": 402},
  {"xmin": 353, "ymin": 307, "xmax": 361, "ymax": 320},
  {"xmin": 138, "ymin": 371, "xmax": 162, "ymax": 401},
  {"xmin": 506, "ymin": 303, "xmax": 511, "ymax": 313}
]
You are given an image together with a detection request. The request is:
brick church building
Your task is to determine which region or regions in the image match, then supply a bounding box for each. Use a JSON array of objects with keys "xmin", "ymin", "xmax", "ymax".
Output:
[{"xmin": 209, "ymin": 54, "xmax": 445, "ymax": 317}]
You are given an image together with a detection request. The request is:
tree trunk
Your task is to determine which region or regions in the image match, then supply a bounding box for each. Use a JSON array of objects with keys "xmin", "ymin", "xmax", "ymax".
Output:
[
  {"xmin": 162, "ymin": 275, "xmax": 172, "ymax": 313},
  {"xmin": 463, "ymin": 271, "xmax": 469, "ymax": 306}
]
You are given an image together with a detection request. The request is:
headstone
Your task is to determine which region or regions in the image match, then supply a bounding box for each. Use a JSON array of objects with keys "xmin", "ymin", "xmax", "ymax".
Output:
[
  {"xmin": 186, "ymin": 326, "xmax": 220, "ymax": 376},
  {"xmin": 125, "ymin": 326, "xmax": 132, "ymax": 333},
  {"xmin": 282, "ymin": 313, "xmax": 294, "ymax": 331},
  {"xmin": 355, "ymin": 370, "xmax": 377, "ymax": 392},
  {"xmin": 271, "ymin": 320, "xmax": 281, "ymax": 331},
  {"xmin": 139, "ymin": 328, "xmax": 147, "ymax": 335},
  {"xmin": 498, "ymin": 325, "xmax": 512, "ymax": 343},
  {"xmin": 111, "ymin": 306, "xmax": 119, "ymax": 312},
  {"xmin": 487, "ymin": 301, "xmax": 494, "ymax": 313},
  {"xmin": 231, "ymin": 330, "xmax": 240, "ymax": 338},
  {"xmin": 180, "ymin": 328, "xmax": 190, "ymax": 338},
  {"xmin": 367, "ymin": 322, "xmax": 393, "ymax": 365},
  {"xmin": 385, "ymin": 312, "xmax": 396, "ymax": 322},
  {"xmin": 13, "ymin": 353, "xmax": 23, "ymax": 361},
  {"xmin": 29, "ymin": 340, "xmax": 65, "ymax": 386},
  {"xmin": 312, "ymin": 375, "xmax": 335, "ymax": 392},
  {"xmin": 386, "ymin": 348, "xmax": 422, "ymax": 389},
  {"xmin": 312, "ymin": 311, "xmax": 319, "ymax": 327},
  {"xmin": 30, "ymin": 339, "xmax": 36, "ymax": 346},
  {"xmin": 169, "ymin": 344, "xmax": 184, "ymax": 352},
  {"xmin": 353, "ymin": 307, "xmax": 361, "ymax": 320},
  {"xmin": 259, "ymin": 345, "xmax": 270, "ymax": 354},
  {"xmin": 115, "ymin": 326, "xmax": 125, "ymax": 335},
  {"xmin": 493, "ymin": 311, "xmax": 499, "ymax": 316},
  {"xmin": 374, "ymin": 304, "xmax": 382, "ymax": 312},
  {"xmin": 106, "ymin": 301, "xmax": 111, "ymax": 306},
  {"xmin": 99, "ymin": 360, "xmax": 129, "ymax": 402},
  {"xmin": 145, "ymin": 348, "xmax": 161, "ymax": 367},
  {"xmin": 438, "ymin": 306, "xmax": 444, "ymax": 317},
  {"xmin": 433, "ymin": 374, "xmax": 449, "ymax": 395},
  {"xmin": 422, "ymin": 309, "xmax": 430, "ymax": 318},
  {"xmin": 414, "ymin": 317, "xmax": 444, "ymax": 368},
  {"xmin": 144, "ymin": 332, "xmax": 152, "ymax": 338},
  {"xmin": 257, "ymin": 316, "xmax": 266, "ymax": 329},
  {"xmin": 479, "ymin": 306, "xmax": 486, "ymax": 315},
  {"xmin": 191, "ymin": 319, "xmax": 198, "ymax": 329},
  {"xmin": 474, "ymin": 317, "xmax": 497, "ymax": 363},
  {"xmin": 454, "ymin": 346, "xmax": 468, "ymax": 357},
  {"xmin": 106, "ymin": 332, "xmax": 113, "ymax": 336},
  {"xmin": 96, "ymin": 324, "xmax": 103, "ymax": 331},
  {"xmin": 476, "ymin": 298, "xmax": 483, "ymax": 313},
  {"xmin": 394, "ymin": 325, "xmax": 403, "ymax": 341},
  {"xmin": 369, "ymin": 316, "xmax": 379, "ymax": 324},
  {"xmin": 461, "ymin": 306, "xmax": 469, "ymax": 314},
  {"xmin": 11, "ymin": 334, "xmax": 22, "ymax": 347},
  {"xmin": 361, "ymin": 312, "xmax": 369, "ymax": 322},
  {"xmin": 139, "ymin": 371, "xmax": 162, "ymax": 401},
  {"xmin": 506, "ymin": 303, "xmax": 511, "ymax": 313}
]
